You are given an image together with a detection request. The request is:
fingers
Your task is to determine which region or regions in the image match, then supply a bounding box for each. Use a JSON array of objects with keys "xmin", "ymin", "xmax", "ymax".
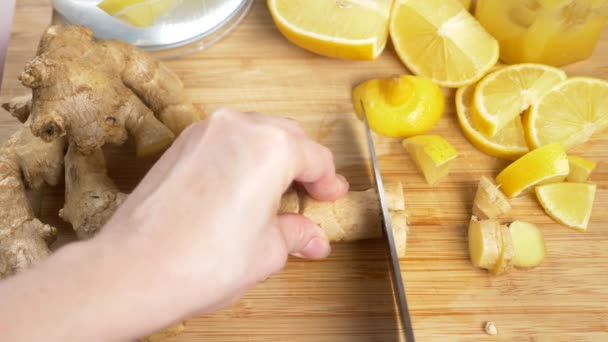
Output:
[
  {"xmin": 216, "ymin": 109, "xmax": 350, "ymax": 202},
  {"xmin": 276, "ymin": 214, "xmax": 331, "ymax": 260},
  {"xmin": 291, "ymin": 139, "xmax": 350, "ymax": 201}
]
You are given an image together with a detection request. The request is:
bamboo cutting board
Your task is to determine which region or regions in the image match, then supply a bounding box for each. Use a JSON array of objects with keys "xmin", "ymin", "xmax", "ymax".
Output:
[{"xmin": 1, "ymin": 0, "xmax": 607, "ymax": 341}]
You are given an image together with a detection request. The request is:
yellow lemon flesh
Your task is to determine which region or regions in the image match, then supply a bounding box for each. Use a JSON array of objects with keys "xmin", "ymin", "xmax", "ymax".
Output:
[
  {"xmin": 473, "ymin": 64, "xmax": 567, "ymax": 137},
  {"xmin": 566, "ymin": 156, "xmax": 597, "ymax": 182},
  {"xmin": 524, "ymin": 77, "xmax": 608, "ymax": 150},
  {"xmin": 402, "ymin": 135, "xmax": 458, "ymax": 185},
  {"xmin": 459, "ymin": 0, "xmax": 472, "ymax": 11},
  {"xmin": 98, "ymin": 0, "xmax": 181, "ymax": 28},
  {"xmin": 390, "ymin": 0, "xmax": 499, "ymax": 88},
  {"xmin": 495, "ymin": 143, "xmax": 569, "ymax": 198},
  {"xmin": 353, "ymin": 75, "xmax": 445, "ymax": 138},
  {"xmin": 455, "ymin": 80, "xmax": 529, "ymax": 160},
  {"xmin": 267, "ymin": 0, "xmax": 392, "ymax": 60},
  {"xmin": 535, "ymin": 182, "xmax": 597, "ymax": 231}
]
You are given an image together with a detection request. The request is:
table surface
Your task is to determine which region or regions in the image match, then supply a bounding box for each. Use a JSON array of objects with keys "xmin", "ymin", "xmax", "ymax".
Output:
[{"xmin": 1, "ymin": 1, "xmax": 608, "ymax": 341}]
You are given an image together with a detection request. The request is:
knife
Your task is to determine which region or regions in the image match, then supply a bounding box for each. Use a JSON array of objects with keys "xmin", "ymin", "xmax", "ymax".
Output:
[{"xmin": 361, "ymin": 101, "xmax": 415, "ymax": 341}]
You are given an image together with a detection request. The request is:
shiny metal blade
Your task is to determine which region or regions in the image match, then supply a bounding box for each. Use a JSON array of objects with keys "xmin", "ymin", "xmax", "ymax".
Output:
[{"xmin": 361, "ymin": 101, "xmax": 415, "ymax": 341}]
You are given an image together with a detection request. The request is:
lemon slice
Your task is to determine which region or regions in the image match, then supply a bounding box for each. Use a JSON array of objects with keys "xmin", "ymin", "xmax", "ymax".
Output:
[
  {"xmin": 402, "ymin": 135, "xmax": 458, "ymax": 185},
  {"xmin": 535, "ymin": 182, "xmax": 597, "ymax": 231},
  {"xmin": 472, "ymin": 64, "xmax": 567, "ymax": 137},
  {"xmin": 495, "ymin": 143, "xmax": 569, "ymax": 198},
  {"xmin": 267, "ymin": 0, "xmax": 392, "ymax": 60},
  {"xmin": 352, "ymin": 75, "xmax": 445, "ymax": 138},
  {"xmin": 566, "ymin": 156, "xmax": 597, "ymax": 182},
  {"xmin": 389, "ymin": 0, "xmax": 499, "ymax": 88},
  {"xmin": 459, "ymin": 0, "xmax": 472, "ymax": 10},
  {"xmin": 456, "ymin": 80, "xmax": 529, "ymax": 160},
  {"xmin": 524, "ymin": 77, "xmax": 608, "ymax": 150},
  {"xmin": 98, "ymin": 0, "xmax": 181, "ymax": 28}
]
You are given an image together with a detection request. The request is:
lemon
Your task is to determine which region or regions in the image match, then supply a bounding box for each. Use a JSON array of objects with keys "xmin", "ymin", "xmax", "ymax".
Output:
[
  {"xmin": 402, "ymin": 135, "xmax": 458, "ymax": 185},
  {"xmin": 566, "ymin": 156, "xmax": 597, "ymax": 182},
  {"xmin": 455, "ymin": 80, "xmax": 529, "ymax": 160},
  {"xmin": 267, "ymin": 0, "xmax": 392, "ymax": 60},
  {"xmin": 389, "ymin": 0, "xmax": 499, "ymax": 88},
  {"xmin": 535, "ymin": 182, "xmax": 597, "ymax": 231},
  {"xmin": 98, "ymin": 0, "xmax": 181, "ymax": 27},
  {"xmin": 353, "ymin": 75, "xmax": 445, "ymax": 138},
  {"xmin": 524, "ymin": 77, "xmax": 608, "ymax": 150},
  {"xmin": 473, "ymin": 64, "xmax": 567, "ymax": 137},
  {"xmin": 495, "ymin": 143, "xmax": 569, "ymax": 198},
  {"xmin": 459, "ymin": 0, "xmax": 472, "ymax": 10}
]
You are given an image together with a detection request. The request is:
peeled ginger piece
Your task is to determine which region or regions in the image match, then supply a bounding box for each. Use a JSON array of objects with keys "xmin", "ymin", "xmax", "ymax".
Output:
[
  {"xmin": 472, "ymin": 176, "xmax": 511, "ymax": 219},
  {"xmin": 492, "ymin": 225, "xmax": 515, "ymax": 275},
  {"xmin": 468, "ymin": 216, "xmax": 500, "ymax": 269},
  {"xmin": 510, "ymin": 221, "xmax": 546, "ymax": 268}
]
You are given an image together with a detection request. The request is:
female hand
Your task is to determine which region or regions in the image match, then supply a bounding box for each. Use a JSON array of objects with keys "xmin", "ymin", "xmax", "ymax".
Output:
[
  {"xmin": 102, "ymin": 108, "xmax": 350, "ymax": 315},
  {"xmin": 0, "ymin": 108, "xmax": 349, "ymax": 342}
]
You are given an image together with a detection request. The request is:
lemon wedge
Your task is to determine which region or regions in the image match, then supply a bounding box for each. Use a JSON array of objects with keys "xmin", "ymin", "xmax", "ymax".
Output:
[
  {"xmin": 524, "ymin": 77, "xmax": 608, "ymax": 149},
  {"xmin": 98, "ymin": 0, "xmax": 181, "ymax": 28},
  {"xmin": 267, "ymin": 0, "xmax": 393, "ymax": 60},
  {"xmin": 459, "ymin": 0, "xmax": 472, "ymax": 10},
  {"xmin": 353, "ymin": 75, "xmax": 445, "ymax": 138},
  {"xmin": 456, "ymin": 80, "xmax": 529, "ymax": 160},
  {"xmin": 495, "ymin": 143, "xmax": 569, "ymax": 198},
  {"xmin": 535, "ymin": 182, "xmax": 597, "ymax": 231},
  {"xmin": 402, "ymin": 135, "xmax": 458, "ymax": 185},
  {"xmin": 566, "ymin": 156, "xmax": 597, "ymax": 182},
  {"xmin": 389, "ymin": 0, "xmax": 499, "ymax": 87},
  {"xmin": 473, "ymin": 64, "xmax": 567, "ymax": 137}
]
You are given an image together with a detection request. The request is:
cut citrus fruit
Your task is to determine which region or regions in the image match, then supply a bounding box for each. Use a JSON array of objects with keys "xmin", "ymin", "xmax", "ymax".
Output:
[
  {"xmin": 473, "ymin": 64, "xmax": 567, "ymax": 137},
  {"xmin": 353, "ymin": 75, "xmax": 444, "ymax": 138},
  {"xmin": 495, "ymin": 143, "xmax": 569, "ymax": 198},
  {"xmin": 456, "ymin": 80, "xmax": 528, "ymax": 160},
  {"xmin": 402, "ymin": 135, "xmax": 458, "ymax": 185},
  {"xmin": 535, "ymin": 182, "xmax": 597, "ymax": 231},
  {"xmin": 98, "ymin": 0, "xmax": 181, "ymax": 28},
  {"xmin": 524, "ymin": 77, "xmax": 608, "ymax": 149},
  {"xmin": 267, "ymin": 0, "xmax": 392, "ymax": 60},
  {"xmin": 459, "ymin": 0, "xmax": 472, "ymax": 11},
  {"xmin": 566, "ymin": 156, "xmax": 597, "ymax": 182},
  {"xmin": 389, "ymin": 0, "xmax": 499, "ymax": 87}
]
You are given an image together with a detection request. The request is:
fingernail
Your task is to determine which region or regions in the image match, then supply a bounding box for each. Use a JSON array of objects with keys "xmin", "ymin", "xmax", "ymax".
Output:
[
  {"xmin": 335, "ymin": 174, "xmax": 349, "ymax": 193},
  {"xmin": 294, "ymin": 237, "xmax": 331, "ymax": 260}
]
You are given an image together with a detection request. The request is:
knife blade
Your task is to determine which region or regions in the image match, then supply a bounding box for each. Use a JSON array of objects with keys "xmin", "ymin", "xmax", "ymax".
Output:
[{"xmin": 361, "ymin": 101, "xmax": 415, "ymax": 342}]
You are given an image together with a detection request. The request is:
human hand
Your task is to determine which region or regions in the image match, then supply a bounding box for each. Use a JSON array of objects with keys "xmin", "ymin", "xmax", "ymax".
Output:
[{"xmin": 100, "ymin": 108, "xmax": 349, "ymax": 316}]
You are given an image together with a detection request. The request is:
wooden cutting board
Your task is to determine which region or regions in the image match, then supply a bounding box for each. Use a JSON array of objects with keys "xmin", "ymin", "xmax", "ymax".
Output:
[{"xmin": 1, "ymin": 1, "xmax": 607, "ymax": 341}]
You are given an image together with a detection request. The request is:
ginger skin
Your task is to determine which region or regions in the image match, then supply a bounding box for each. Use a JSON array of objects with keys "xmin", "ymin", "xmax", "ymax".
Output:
[
  {"xmin": 59, "ymin": 144, "xmax": 127, "ymax": 239},
  {"xmin": 280, "ymin": 182, "xmax": 408, "ymax": 257},
  {"xmin": 0, "ymin": 96, "xmax": 65, "ymax": 278},
  {"xmin": 20, "ymin": 25, "xmax": 202, "ymax": 157}
]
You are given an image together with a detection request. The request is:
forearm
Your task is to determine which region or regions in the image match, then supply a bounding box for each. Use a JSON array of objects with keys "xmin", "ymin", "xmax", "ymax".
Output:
[{"xmin": 0, "ymin": 233, "xmax": 191, "ymax": 342}]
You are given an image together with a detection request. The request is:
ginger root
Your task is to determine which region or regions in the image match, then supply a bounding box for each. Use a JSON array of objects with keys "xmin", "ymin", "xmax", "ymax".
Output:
[
  {"xmin": 20, "ymin": 25, "xmax": 202, "ymax": 157},
  {"xmin": 0, "ymin": 96, "xmax": 65, "ymax": 278},
  {"xmin": 280, "ymin": 182, "xmax": 408, "ymax": 257},
  {"xmin": 467, "ymin": 216, "xmax": 500, "ymax": 270},
  {"xmin": 510, "ymin": 220, "xmax": 545, "ymax": 268},
  {"xmin": 59, "ymin": 144, "xmax": 127, "ymax": 239},
  {"xmin": 472, "ymin": 176, "xmax": 511, "ymax": 220}
]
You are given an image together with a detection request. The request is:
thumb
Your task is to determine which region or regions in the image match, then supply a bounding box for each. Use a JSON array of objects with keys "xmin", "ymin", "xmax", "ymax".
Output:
[{"xmin": 276, "ymin": 214, "xmax": 331, "ymax": 260}]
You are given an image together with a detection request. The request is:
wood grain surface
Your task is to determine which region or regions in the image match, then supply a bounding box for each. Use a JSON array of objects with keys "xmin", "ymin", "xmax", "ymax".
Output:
[{"xmin": 1, "ymin": 1, "xmax": 607, "ymax": 341}]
